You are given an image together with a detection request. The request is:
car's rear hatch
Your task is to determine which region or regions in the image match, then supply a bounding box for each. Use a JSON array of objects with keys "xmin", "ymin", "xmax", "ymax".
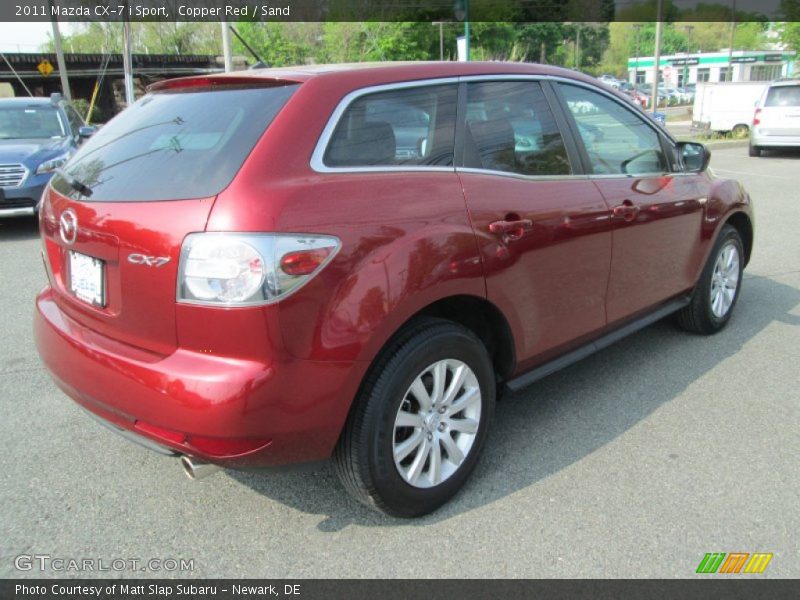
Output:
[
  {"xmin": 39, "ymin": 78, "xmax": 300, "ymax": 355},
  {"xmin": 759, "ymin": 84, "xmax": 800, "ymax": 137}
]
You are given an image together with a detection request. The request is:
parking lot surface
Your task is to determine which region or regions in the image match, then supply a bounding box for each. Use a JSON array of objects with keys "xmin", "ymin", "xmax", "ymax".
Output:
[{"xmin": 0, "ymin": 146, "xmax": 797, "ymax": 578}]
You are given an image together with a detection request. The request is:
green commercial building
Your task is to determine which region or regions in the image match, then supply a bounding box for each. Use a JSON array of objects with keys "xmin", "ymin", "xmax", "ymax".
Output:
[{"xmin": 627, "ymin": 50, "xmax": 796, "ymax": 86}]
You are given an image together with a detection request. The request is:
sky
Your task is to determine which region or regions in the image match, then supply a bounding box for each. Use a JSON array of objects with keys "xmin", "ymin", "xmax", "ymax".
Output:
[{"xmin": 0, "ymin": 22, "xmax": 77, "ymax": 53}]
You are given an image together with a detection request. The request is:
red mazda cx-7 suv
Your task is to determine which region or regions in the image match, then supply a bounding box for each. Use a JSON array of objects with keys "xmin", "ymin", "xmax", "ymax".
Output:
[{"xmin": 34, "ymin": 62, "xmax": 753, "ymax": 517}]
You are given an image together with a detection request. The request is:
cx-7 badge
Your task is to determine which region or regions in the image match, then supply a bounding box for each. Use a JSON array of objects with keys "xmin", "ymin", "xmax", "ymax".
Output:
[{"xmin": 128, "ymin": 254, "xmax": 170, "ymax": 267}]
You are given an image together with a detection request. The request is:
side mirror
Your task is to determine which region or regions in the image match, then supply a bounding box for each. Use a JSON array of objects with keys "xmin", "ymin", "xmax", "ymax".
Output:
[
  {"xmin": 78, "ymin": 125, "xmax": 97, "ymax": 139},
  {"xmin": 677, "ymin": 141, "xmax": 710, "ymax": 173}
]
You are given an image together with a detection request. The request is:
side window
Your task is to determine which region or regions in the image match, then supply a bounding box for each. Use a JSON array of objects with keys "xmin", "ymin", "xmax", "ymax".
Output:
[
  {"xmin": 323, "ymin": 84, "xmax": 456, "ymax": 168},
  {"xmin": 464, "ymin": 81, "xmax": 571, "ymax": 176},
  {"xmin": 64, "ymin": 105, "xmax": 83, "ymax": 137},
  {"xmin": 558, "ymin": 83, "xmax": 667, "ymax": 176}
]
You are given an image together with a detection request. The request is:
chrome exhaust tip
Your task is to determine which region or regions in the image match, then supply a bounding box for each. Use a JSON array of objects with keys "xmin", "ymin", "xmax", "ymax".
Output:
[{"xmin": 180, "ymin": 455, "xmax": 221, "ymax": 480}]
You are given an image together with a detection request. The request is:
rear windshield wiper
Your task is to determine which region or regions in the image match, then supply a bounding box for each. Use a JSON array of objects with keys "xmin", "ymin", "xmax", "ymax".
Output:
[{"xmin": 55, "ymin": 168, "xmax": 93, "ymax": 197}]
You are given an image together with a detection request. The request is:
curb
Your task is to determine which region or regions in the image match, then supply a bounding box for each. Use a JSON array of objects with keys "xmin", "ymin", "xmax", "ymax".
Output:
[{"xmin": 702, "ymin": 139, "xmax": 749, "ymax": 149}]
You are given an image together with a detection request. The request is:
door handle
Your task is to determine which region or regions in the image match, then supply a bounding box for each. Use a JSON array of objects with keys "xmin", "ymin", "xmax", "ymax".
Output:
[
  {"xmin": 612, "ymin": 201, "xmax": 640, "ymax": 223},
  {"xmin": 489, "ymin": 219, "xmax": 533, "ymax": 240}
]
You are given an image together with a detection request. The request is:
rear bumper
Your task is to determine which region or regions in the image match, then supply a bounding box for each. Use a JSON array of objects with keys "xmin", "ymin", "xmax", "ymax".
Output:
[
  {"xmin": 750, "ymin": 131, "xmax": 800, "ymax": 147},
  {"xmin": 34, "ymin": 286, "xmax": 366, "ymax": 468}
]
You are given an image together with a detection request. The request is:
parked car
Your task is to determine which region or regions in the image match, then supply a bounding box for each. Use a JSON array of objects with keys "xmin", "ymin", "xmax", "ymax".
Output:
[
  {"xmin": 34, "ymin": 62, "xmax": 754, "ymax": 517},
  {"xmin": 635, "ymin": 84, "xmax": 669, "ymax": 107},
  {"xmin": 662, "ymin": 86, "xmax": 693, "ymax": 105},
  {"xmin": 749, "ymin": 79, "xmax": 800, "ymax": 156},
  {"xmin": 0, "ymin": 94, "xmax": 95, "ymax": 217},
  {"xmin": 628, "ymin": 88, "xmax": 650, "ymax": 108},
  {"xmin": 675, "ymin": 86, "xmax": 695, "ymax": 104},
  {"xmin": 598, "ymin": 74, "xmax": 621, "ymax": 89}
]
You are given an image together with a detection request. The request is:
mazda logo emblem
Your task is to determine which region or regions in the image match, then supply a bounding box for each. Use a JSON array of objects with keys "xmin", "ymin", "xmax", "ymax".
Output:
[{"xmin": 59, "ymin": 209, "xmax": 78, "ymax": 245}]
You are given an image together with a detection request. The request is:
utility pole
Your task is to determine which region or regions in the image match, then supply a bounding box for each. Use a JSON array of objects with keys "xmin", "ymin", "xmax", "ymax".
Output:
[
  {"xmin": 652, "ymin": 0, "xmax": 664, "ymax": 114},
  {"xmin": 727, "ymin": 0, "xmax": 737, "ymax": 82},
  {"xmin": 633, "ymin": 24, "xmax": 642, "ymax": 84},
  {"xmin": 122, "ymin": 20, "xmax": 135, "ymax": 105},
  {"xmin": 575, "ymin": 25, "xmax": 581, "ymax": 70},
  {"xmin": 49, "ymin": 10, "xmax": 71, "ymax": 101},
  {"xmin": 454, "ymin": 1, "xmax": 469, "ymax": 62},
  {"xmin": 432, "ymin": 21, "xmax": 445, "ymax": 61},
  {"xmin": 464, "ymin": 1, "xmax": 470, "ymax": 62},
  {"xmin": 221, "ymin": 22, "xmax": 233, "ymax": 72},
  {"xmin": 681, "ymin": 25, "xmax": 694, "ymax": 86}
]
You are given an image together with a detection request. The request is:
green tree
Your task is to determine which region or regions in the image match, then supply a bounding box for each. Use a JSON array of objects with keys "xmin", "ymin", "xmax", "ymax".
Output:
[{"xmin": 42, "ymin": 22, "xmax": 220, "ymax": 55}]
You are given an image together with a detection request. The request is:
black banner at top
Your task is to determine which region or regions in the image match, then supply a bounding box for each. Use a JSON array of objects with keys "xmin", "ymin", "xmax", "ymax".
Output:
[{"xmin": 1, "ymin": 0, "xmax": 796, "ymax": 22}]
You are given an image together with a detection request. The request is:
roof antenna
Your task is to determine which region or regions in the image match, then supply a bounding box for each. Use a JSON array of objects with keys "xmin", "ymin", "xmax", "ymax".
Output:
[{"xmin": 227, "ymin": 25, "xmax": 268, "ymax": 69}]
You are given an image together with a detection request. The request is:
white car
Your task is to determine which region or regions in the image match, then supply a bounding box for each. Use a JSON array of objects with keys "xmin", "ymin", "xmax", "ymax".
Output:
[
  {"xmin": 749, "ymin": 80, "xmax": 800, "ymax": 157},
  {"xmin": 598, "ymin": 74, "xmax": 621, "ymax": 89}
]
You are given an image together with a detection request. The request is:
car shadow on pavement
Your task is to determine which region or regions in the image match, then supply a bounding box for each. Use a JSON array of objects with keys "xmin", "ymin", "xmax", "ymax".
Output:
[
  {"xmin": 758, "ymin": 149, "xmax": 800, "ymax": 159},
  {"xmin": 229, "ymin": 274, "xmax": 800, "ymax": 530},
  {"xmin": 0, "ymin": 216, "xmax": 39, "ymax": 241}
]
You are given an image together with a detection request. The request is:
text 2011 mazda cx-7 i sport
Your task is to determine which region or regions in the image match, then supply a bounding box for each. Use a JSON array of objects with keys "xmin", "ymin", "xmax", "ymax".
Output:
[{"xmin": 34, "ymin": 62, "xmax": 754, "ymax": 517}]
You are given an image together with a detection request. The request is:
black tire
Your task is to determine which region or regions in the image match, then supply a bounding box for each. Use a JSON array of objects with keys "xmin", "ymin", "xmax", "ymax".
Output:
[
  {"xmin": 332, "ymin": 318, "xmax": 495, "ymax": 517},
  {"xmin": 748, "ymin": 143, "xmax": 761, "ymax": 157},
  {"xmin": 732, "ymin": 124, "xmax": 749, "ymax": 138},
  {"xmin": 675, "ymin": 225, "xmax": 744, "ymax": 335}
]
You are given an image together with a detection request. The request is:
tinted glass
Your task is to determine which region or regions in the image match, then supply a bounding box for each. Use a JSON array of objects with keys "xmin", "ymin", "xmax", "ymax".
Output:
[
  {"xmin": 0, "ymin": 106, "xmax": 65, "ymax": 139},
  {"xmin": 52, "ymin": 84, "xmax": 298, "ymax": 201},
  {"xmin": 324, "ymin": 84, "xmax": 457, "ymax": 167},
  {"xmin": 765, "ymin": 85, "xmax": 800, "ymax": 107},
  {"xmin": 559, "ymin": 84, "xmax": 666, "ymax": 176},
  {"xmin": 464, "ymin": 81, "xmax": 571, "ymax": 176}
]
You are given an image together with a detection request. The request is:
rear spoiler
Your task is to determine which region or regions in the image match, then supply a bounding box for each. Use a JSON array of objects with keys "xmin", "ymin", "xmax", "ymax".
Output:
[{"xmin": 147, "ymin": 75, "xmax": 303, "ymax": 93}]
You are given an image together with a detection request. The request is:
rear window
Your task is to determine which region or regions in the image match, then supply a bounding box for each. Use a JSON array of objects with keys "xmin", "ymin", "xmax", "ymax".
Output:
[
  {"xmin": 52, "ymin": 84, "xmax": 298, "ymax": 201},
  {"xmin": 765, "ymin": 85, "xmax": 800, "ymax": 108}
]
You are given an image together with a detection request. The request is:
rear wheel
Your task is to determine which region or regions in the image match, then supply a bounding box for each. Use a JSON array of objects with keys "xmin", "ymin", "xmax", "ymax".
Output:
[
  {"xmin": 333, "ymin": 319, "xmax": 495, "ymax": 517},
  {"xmin": 676, "ymin": 225, "xmax": 744, "ymax": 335},
  {"xmin": 748, "ymin": 143, "xmax": 762, "ymax": 157},
  {"xmin": 732, "ymin": 124, "xmax": 749, "ymax": 138}
]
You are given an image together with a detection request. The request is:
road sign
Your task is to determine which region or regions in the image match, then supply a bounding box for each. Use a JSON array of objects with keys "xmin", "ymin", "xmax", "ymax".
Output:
[{"xmin": 37, "ymin": 59, "xmax": 54, "ymax": 77}]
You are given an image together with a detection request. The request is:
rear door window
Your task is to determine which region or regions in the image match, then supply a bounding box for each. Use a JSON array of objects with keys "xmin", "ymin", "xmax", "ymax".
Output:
[
  {"xmin": 463, "ymin": 81, "xmax": 572, "ymax": 176},
  {"xmin": 52, "ymin": 84, "xmax": 298, "ymax": 201},
  {"xmin": 765, "ymin": 85, "xmax": 800, "ymax": 107},
  {"xmin": 323, "ymin": 84, "xmax": 457, "ymax": 168}
]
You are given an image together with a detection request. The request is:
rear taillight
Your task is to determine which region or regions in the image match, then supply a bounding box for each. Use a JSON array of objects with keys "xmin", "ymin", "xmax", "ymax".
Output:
[
  {"xmin": 177, "ymin": 233, "xmax": 340, "ymax": 307},
  {"xmin": 753, "ymin": 108, "xmax": 761, "ymax": 126},
  {"xmin": 280, "ymin": 247, "xmax": 333, "ymax": 276}
]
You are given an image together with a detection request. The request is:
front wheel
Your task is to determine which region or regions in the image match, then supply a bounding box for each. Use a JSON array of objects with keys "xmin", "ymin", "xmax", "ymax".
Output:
[
  {"xmin": 333, "ymin": 319, "xmax": 495, "ymax": 517},
  {"xmin": 676, "ymin": 225, "xmax": 744, "ymax": 335}
]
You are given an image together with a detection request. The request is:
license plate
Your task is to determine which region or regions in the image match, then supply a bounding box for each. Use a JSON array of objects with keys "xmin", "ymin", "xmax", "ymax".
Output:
[{"xmin": 69, "ymin": 251, "xmax": 105, "ymax": 307}]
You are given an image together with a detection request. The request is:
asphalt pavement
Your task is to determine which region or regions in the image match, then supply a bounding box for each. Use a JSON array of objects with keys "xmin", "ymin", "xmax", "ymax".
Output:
[{"xmin": 0, "ymin": 145, "xmax": 797, "ymax": 578}]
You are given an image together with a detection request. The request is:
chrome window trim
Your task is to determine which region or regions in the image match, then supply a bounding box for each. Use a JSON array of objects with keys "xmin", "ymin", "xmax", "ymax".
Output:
[
  {"xmin": 456, "ymin": 167, "xmax": 588, "ymax": 182},
  {"xmin": 309, "ymin": 73, "xmax": 680, "ymax": 177}
]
